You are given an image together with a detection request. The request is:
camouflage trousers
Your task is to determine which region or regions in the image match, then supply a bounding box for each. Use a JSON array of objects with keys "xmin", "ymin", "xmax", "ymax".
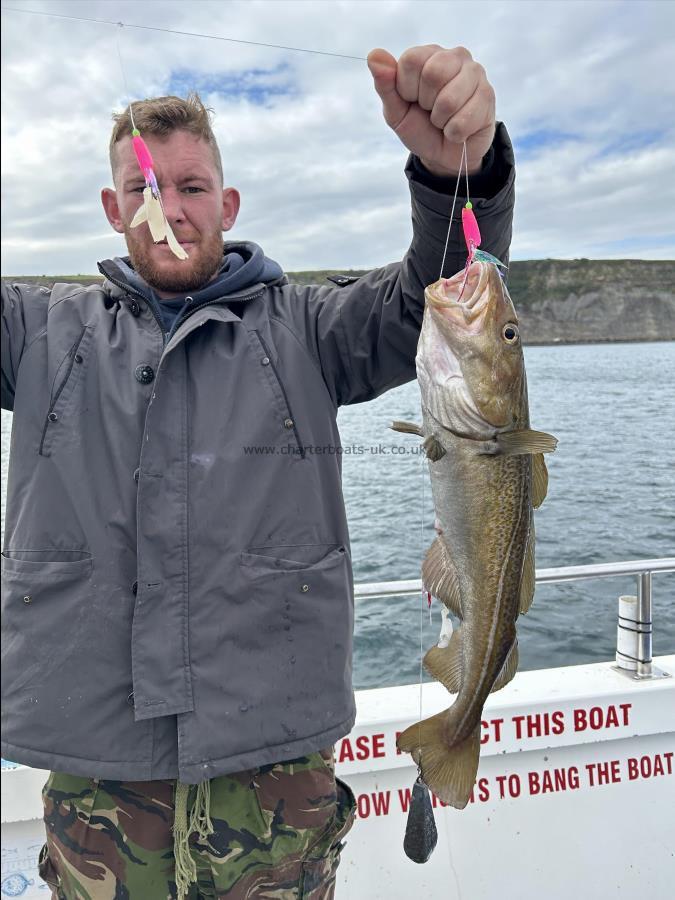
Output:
[{"xmin": 38, "ymin": 749, "xmax": 356, "ymax": 899}]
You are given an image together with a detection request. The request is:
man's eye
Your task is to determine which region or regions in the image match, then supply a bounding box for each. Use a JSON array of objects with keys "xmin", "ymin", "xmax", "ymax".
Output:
[{"xmin": 183, "ymin": 187, "xmax": 204, "ymax": 194}]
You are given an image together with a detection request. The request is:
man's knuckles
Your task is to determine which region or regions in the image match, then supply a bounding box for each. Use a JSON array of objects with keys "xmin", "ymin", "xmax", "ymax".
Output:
[{"xmin": 395, "ymin": 44, "xmax": 443, "ymax": 101}]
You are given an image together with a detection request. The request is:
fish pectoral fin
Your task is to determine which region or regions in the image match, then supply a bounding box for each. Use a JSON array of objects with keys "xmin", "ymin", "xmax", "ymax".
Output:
[
  {"xmin": 391, "ymin": 420, "xmax": 424, "ymax": 436},
  {"xmin": 424, "ymin": 629, "xmax": 463, "ymax": 693},
  {"xmin": 496, "ymin": 429, "xmax": 558, "ymax": 456},
  {"xmin": 519, "ymin": 524, "xmax": 536, "ymax": 614},
  {"xmin": 423, "ymin": 434, "xmax": 446, "ymax": 461},
  {"xmin": 532, "ymin": 453, "xmax": 549, "ymax": 508},
  {"xmin": 397, "ymin": 712, "xmax": 480, "ymax": 810},
  {"xmin": 490, "ymin": 639, "xmax": 519, "ymax": 692},
  {"xmin": 422, "ymin": 538, "xmax": 462, "ymax": 617}
]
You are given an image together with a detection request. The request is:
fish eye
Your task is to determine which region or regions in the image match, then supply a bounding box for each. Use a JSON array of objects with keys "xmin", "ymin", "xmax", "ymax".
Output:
[{"xmin": 502, "ymin": 324, "xmax": 519, "ymax": 343}]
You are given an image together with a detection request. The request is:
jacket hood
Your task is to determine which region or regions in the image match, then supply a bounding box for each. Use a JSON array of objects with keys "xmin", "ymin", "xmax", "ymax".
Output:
[{"xmin": 98, "ymin": 241, "xmax": 286, "ymax": 307}]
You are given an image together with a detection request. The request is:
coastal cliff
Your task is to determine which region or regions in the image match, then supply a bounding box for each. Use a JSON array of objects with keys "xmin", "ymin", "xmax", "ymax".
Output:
[
  {"xmin": 5, "ymin": 260, "xmax": 674, "ymax": 345},
  {"xmin": 290, "ymin": 260, "xmax": 675, "ymax": 345}
]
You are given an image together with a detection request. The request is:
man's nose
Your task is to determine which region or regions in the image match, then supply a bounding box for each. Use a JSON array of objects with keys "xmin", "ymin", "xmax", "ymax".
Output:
[{"xmin": 159, "ymin": 187, "xmax": 186, "ymax": 222}]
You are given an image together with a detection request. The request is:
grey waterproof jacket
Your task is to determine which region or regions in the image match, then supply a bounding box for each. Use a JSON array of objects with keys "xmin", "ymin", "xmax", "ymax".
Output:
[{"xmin": 1, "ymin": 128, "xmax": 515, "ymax": 782}]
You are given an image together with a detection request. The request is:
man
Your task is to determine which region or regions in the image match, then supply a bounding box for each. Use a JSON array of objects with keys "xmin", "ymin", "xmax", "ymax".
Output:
[{"xmin": 1, "ymin": 45, "xmax": 514, "ymax": 898}]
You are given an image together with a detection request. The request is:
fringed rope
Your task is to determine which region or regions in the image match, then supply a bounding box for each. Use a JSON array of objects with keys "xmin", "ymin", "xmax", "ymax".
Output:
[{"xmin": 173, "ymin": 780, "xmax": 214, "ymax": 900}]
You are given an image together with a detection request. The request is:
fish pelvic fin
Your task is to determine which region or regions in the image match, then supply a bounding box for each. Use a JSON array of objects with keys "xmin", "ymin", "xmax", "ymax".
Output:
[
  {"xmin": 532, "ymin": 453, "xmax": 549, "ymax": 508},
  {"xmin": 397, "ymin": 712, "xmax": 480, "ymax": 809},
  {"xmin": 490, "ymin": 639, "xmax": 519, "ymax": 692},
  {"xmin": 497, "ymin": 429, "xmax": 558, "ymax": 455},
  {"xmin": 424, "ymin": 628, "xmax": 462, "ymax": 693},
  {"xmin": 422, "ymin": 539, "xmax": 461, "ymax": 617},
  {"xmin": 423, "ymin": 434, "xmax": 446, "ymax": 461}
]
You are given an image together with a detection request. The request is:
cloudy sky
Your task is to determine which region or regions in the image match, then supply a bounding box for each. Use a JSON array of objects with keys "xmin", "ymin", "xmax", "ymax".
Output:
[{"xmin": 2, "ymin": 0, "xmax": 674, "ymax": 275}]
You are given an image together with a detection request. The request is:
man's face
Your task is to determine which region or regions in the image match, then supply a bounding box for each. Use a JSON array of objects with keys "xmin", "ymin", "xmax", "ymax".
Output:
[{"xmin": 101, "ymin": 130, "xmax": 240, "ymax": 299}]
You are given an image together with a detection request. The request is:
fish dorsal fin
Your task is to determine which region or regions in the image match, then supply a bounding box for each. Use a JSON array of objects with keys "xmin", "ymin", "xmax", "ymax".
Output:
[
  {"xmin": 423, "ymin": 628, "xmax": 463, "ymax": 694},
  {"xmin": 391, "ymin": 420, "xmax": 424, "ymax": 436},
  {"xmin": 496, "ymin": 429, "xmax": 558, "ymax": 455},
  {"xmin": 532, "ymin": 453, "xmax": 549, "ymax": 509},
  {"xmin": 490, "ymin": 639, "xmax": 519, "ymax": 692},
  {"xmin": 422, "ymin": 538, "xmax": 462, "ymax": 618},
  {"xmin": 519, "ymin": 524, "xmax": 536, "ymax": 614}
]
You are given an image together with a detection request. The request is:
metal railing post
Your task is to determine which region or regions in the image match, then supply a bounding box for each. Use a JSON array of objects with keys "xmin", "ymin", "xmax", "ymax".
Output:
[{"xmin": 636, "ymin": 571, "xmax": 653, "ymax": 678}]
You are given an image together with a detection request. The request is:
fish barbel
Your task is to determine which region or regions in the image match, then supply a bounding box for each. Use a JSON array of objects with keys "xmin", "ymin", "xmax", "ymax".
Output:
[{"xmin": 395, "ymin": 260, "xmax": 557, "ymax": 809}]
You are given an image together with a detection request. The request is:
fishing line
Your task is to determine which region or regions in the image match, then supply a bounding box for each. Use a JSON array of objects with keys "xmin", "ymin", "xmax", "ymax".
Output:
[
  {"xmin": 418, "ymin": 451, "xmax": 426, "ymax": 753},
  {"xmin": 438, "ymin": 141, "xmax": 468, "ymax": 280},
  {"xmin": 115, "ymin": 25, "xmax": 137, "ymax": 131},
  {"xmin": 0, "ymin": 5, "xmax": 368, "ymax": 61}
]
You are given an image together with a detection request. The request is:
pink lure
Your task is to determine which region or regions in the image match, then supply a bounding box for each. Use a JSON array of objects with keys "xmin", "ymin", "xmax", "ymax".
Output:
[
  {"xmin": 462, "ymin": 202, "xmax": 481, "ymax": 256},
  {"xmin": 132, "ymin": 131, "xmax": 155, "ymax": 180}
]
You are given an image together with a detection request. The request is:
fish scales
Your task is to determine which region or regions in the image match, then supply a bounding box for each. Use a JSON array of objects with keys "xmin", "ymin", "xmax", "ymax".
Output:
[{"xmin": 395, "ymin": 261, "xmax": 557, "ymax": 810}]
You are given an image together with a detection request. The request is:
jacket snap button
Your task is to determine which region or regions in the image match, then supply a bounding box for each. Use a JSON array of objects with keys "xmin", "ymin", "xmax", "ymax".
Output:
[
  {"xmin": 74, "ymin": 354, "xmax": 83, "ymax": 364},
  {"xmin": 284, "ymin": 418, "xmax": 294, "ymax": 429},
  {"xmin": 126, "ymin": 692, "xmax": 135, "ymax": 707},
  {"xmin": 301, "ymin": 584, "xmax": 309, "ymax": 593},
  {"xmin": 23, "ymin": 595, "xmax": 32, "ymax": 604},
  {"xmin": 261, "ymin": 357, "xmax": 270, "ymax": 366},
  {"xmin": 131, "ymin": 581, "xmax": 138, "ymax": 596},
  {"xmin": 135, "ymin": 364, "xmax": 155, "ymax": 384},
  {"xmin": 47, "ymin": 412, "xmax": 58, "ymax": 422},
  {"xmin": 129, "ymin": 302, "xmax": 140, "ymax": 316}
]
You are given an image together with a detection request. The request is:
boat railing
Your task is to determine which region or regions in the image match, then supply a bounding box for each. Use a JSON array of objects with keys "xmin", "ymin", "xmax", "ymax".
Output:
[{"xmin": 353, "ymin": 557, "xmax": 675, "ymax": 680}]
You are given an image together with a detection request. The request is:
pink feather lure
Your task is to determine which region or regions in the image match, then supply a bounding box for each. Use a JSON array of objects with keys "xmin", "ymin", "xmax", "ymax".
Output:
[{"xmin": 129, "ymin": 127, "xmax": 187, "ymax": 260}]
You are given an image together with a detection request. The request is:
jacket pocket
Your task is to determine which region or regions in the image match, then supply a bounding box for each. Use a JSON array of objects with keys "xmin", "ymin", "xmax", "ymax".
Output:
[
  {"xmin": 249, "ymin": 329, "xmax": 304, "ymax": 457},
  {"xmin": 39, "ymin": 325, "xmax": 94, "ymax": 457},
  {"xmin": 234, "ymin": 544, "xmax": 354, "ymax": 749},
  {"xmin": 1, "ymin": 551, "xmax": 93, "ymax": 681}
]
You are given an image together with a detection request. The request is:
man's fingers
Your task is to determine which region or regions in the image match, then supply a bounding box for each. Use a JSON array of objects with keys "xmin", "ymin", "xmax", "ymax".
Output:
[
  {"xmin": 395, "ymin": 45, "xmax": 443, "ymax": 103},
  {"xmin": 438, "ymin": 85, "xmax": 495, "ymax": 146},
  {"xmin": 428, "ymin": 63, "xmax": 485, "ymax": 131},
  {"xmin": 367, "ymin": 48, "xmax": 409, "ymax": 129},
  {"xmin": 418, "ymin": 48, "xmax": 471, "ymax": 112}
]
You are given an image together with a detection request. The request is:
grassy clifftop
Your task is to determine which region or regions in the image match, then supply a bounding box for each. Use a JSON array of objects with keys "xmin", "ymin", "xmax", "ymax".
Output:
[{"xmin": 5, "ymin": 260, "xmax": 674, "ymax": 344}]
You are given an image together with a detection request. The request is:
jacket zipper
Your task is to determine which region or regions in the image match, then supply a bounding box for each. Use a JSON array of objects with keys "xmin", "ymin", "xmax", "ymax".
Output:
[
  {"xmin": 255, "ymin": 331, "xmax": 305, "ymax": 458},
  {"xmin": 39, "ymin": 327, "xmax": 87, "ymax": 455}
]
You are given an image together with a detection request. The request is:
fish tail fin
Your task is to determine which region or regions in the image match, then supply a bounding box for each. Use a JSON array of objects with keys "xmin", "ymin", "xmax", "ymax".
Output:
[{"xmin": 397, "ymin": 712, "xmax": 480, "ymax": 809}]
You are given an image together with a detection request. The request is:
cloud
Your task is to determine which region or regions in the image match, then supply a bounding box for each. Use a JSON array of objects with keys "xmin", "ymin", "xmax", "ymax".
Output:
[{"xmin": 2, "ymin": 0, "xmax": 674, "ymax": 275}]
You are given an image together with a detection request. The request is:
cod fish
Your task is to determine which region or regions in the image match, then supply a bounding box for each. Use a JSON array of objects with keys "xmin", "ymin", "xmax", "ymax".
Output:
[{"xmin": 395, "ymin": 261, "xmax": 557, "ymax": 809}]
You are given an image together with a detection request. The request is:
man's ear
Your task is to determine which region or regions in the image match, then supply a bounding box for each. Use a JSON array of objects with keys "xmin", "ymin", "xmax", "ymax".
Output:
[
  {"xmin": 101, "ymin": 188, "xmax": 125, "ymax": 234},
  {"xmin": 222, "ymin": 187, "xmax": 241, "ymax": 232}
]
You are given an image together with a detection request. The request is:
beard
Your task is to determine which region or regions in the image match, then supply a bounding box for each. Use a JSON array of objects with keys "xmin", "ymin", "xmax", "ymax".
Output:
[{"xmin": 124, "ymin": 226, "xmax": 225, "ymax": 294}]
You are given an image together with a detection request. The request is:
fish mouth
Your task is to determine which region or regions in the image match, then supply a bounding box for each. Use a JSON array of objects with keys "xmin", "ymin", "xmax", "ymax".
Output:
[{"xmin": 425, "ymin": 262, "xmax": 501, "ymax": 331}]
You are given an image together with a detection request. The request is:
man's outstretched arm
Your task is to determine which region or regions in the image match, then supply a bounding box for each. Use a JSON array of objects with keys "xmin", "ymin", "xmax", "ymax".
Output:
[{"xmin": 276, "ymin": 45, "xmax": 514, "ymax": 406}]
